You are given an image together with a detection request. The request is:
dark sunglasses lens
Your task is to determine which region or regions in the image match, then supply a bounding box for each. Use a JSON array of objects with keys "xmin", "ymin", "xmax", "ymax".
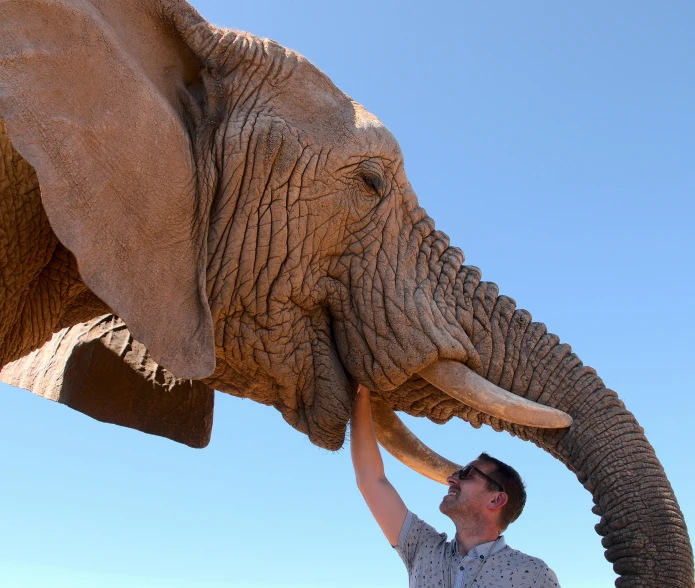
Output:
[{"xmin": 457, "ymin": 465, "xmax": 473, "ymax": 479}]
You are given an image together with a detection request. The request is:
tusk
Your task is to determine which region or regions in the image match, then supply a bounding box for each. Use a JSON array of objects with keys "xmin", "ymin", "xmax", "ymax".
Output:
[
  {"xmin": 418, "ymin": 360, "xmax": 572, "ymax": 429},
  {"xmin": 370, "ymin": 396, "xmax": 461, "ymax": 485}
]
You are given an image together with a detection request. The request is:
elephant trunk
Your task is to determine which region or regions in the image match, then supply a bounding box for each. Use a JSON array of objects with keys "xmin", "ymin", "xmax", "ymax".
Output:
[
  {"xmin": 555, "ymin": 370, "xmax": 691, "ymax": 586},
  {"xmin": 384, "ymin": 263, "xmax": 692, "ymax": 586},
  {"xmin": 456, "ymin": 265, "xmax": 692, "ymax": 586}
]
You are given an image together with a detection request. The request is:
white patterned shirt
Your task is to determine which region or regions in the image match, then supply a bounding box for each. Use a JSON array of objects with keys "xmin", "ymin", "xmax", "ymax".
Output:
[{"xmin": 395, "ymin": 511, "xmax": 560, "ymax": 588}]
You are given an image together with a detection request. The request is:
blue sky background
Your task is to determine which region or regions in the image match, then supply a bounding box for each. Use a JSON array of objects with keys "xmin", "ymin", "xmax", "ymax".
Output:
[{"xmin": 1, "ymin": 2, "xmax": 694, "ymax": 587}]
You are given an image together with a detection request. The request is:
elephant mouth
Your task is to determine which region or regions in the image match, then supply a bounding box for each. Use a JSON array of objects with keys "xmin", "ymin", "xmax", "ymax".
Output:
[
  {"xmin": 312, "ymin": 300, "xmax": 573, "ymax": 481},
  {"xmin": 311, "ymin": 273, "xmax": 572, "ymax": 469},
  {"xmin": 365, "ymin": 358, "xmax": 573, "ymax": 484}
]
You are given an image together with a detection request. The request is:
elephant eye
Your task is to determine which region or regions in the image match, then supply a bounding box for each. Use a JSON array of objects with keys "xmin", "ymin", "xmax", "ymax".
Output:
[{"xmin": 361, "ymin": 172, "xmax": 384, "ymax": 196}]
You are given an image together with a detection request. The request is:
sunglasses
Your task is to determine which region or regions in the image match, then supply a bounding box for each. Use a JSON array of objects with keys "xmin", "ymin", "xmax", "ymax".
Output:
[{"xmin": 453, "ymin": 465, "xmax": 505, "ymax": 493}]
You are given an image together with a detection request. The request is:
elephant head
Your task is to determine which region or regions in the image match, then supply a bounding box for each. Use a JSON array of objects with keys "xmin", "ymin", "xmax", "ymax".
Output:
[{"xmin": 0, "ymin": 1, "xmax": 690, "ymax": 585}]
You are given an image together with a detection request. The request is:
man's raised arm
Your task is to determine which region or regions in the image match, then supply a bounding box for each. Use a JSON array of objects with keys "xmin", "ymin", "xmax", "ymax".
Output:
[{"xmin": 350, "ymin": 385, "xmax": 408, "ymax": 546}]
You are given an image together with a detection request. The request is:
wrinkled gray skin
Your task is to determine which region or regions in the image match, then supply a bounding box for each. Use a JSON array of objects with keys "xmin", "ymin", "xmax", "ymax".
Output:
[{"xmin": 0, "ymin": 1, "xmax": 691, "ymax": 586}]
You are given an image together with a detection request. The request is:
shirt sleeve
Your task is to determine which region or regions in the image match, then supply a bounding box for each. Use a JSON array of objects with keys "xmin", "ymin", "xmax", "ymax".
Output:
[
  {"xmin": 533, "ymin": 563, "xmax": 561, "ymax": 587},
  {"xmin": 394, "ymin": 510, "xmax": 448, "ymax": 571}
]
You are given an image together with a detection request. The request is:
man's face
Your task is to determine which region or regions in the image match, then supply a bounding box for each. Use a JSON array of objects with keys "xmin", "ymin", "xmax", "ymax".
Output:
[{"xmin": 439, "ymin": 460, "xmax": 501, "ymax": 521}]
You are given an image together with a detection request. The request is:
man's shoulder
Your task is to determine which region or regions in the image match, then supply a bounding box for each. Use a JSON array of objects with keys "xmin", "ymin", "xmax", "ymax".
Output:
[
  {"xmin": 395, "ymin": 511, "xmax": 453, "ymax": 572},
  {"xmin": 400, "ymin": 511, "xmax": 450, "ymax": 545},
  {"xmin": 502, "ymin": 546, "xmax": 550, "ymax": 565},
  {"xmin": 497, "ymin": 546, "xmax": 559, "ymax": 585}
]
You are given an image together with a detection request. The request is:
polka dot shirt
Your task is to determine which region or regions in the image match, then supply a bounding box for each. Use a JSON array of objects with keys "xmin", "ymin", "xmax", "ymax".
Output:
[{"xmin": 395, "ymin": 511, "xmax": 560, "ymax": 588}]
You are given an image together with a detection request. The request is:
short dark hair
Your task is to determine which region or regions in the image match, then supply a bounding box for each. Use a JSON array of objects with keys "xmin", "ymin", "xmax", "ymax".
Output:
[{"xmin": 477, "ymin": 452, "xmax": 526, "ymax": 530}]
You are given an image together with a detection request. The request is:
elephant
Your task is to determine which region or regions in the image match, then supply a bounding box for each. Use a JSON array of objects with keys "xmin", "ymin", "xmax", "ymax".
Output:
[{"xmin": 0, "ymin": 0, "xmax": 691, "ymax": 585}]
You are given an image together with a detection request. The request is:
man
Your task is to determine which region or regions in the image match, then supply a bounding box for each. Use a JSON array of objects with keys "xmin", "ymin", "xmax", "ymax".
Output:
[{"xmin": 351, "ymin": 384, "xmax": 560, "ymax": 588}]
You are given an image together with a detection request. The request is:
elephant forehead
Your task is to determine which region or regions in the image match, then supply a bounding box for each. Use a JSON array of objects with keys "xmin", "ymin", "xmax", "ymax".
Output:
[
  {"xmin": 351, "ymin": 104, "xmax": 401, "ymax": 158},
  {"xmin": 267, "ymin": 56, "xmax": 399, "ymax": 157}
]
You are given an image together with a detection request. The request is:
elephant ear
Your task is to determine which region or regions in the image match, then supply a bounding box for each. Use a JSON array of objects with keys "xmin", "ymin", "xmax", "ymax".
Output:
[
  {"xmin": 0, "ymin": 315, "xmax": 215, "ymax": 448},
  {"xmin": 0, "ymin": 0, "xmax": 215, "ymax": 379}
]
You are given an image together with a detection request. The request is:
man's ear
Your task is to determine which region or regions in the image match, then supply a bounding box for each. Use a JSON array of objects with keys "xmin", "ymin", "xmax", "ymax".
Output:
[
  {"xmin": 0, "ymin": 0, "xmax": 218, "ymax": 379},
  {"xmin": 488, "ymin": 492, "xmax": 509, "ymax": 512}
]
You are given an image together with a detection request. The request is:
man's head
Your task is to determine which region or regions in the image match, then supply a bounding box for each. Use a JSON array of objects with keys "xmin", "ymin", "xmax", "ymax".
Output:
[{"xmin": 440, "ymin": 453, "xmax": 527, "ymax": 532}]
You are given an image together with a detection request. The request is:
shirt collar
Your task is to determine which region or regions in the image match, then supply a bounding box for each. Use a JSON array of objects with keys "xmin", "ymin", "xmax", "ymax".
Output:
[{"xmin": 453, "ymin": 535, "xmax": 506, "ymax": 558}]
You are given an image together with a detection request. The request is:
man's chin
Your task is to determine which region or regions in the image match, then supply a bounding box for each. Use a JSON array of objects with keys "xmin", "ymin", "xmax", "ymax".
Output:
[{"xmin": 439, "ymin": 497, "xmax": 452, "ymax": 515}]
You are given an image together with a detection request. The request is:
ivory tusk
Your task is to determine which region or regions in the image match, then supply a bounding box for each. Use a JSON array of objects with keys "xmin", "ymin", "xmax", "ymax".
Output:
[
  {"xmin": 370, "ymin": 396, "xmax": 461, "ymax": 485},
  {"xmin": 417, "ymin": 359, "xmax": 573, "ymax": 429}
]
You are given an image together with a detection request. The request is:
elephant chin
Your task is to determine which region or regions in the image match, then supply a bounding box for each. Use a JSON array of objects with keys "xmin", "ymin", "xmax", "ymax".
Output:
[{"xmin": 213, "ymin": 305, "xmax": 355, "ymax": 452}]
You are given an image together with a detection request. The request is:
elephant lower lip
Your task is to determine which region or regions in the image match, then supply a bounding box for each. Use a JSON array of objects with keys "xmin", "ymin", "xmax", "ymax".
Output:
[{"xmin": 296, "ymin": 315, "xmax": 354, "ymax": 451}]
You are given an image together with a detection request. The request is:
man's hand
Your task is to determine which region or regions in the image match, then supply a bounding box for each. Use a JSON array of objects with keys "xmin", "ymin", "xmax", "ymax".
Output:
[{"xmin": 351, "ymin": 384, "xmax": 408, "ymax": 547}]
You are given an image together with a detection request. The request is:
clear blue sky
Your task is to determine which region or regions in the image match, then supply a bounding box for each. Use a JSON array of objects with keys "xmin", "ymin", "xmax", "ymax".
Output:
[{"xmin": 1, "ymin": 2, "xmax": 693, "ymax": 587}]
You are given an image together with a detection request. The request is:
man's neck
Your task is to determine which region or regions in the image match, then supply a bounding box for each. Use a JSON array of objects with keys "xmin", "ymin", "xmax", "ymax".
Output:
[{"xmin": 454, "ymin": 524, "xmax": 500, "ymax": 556}]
